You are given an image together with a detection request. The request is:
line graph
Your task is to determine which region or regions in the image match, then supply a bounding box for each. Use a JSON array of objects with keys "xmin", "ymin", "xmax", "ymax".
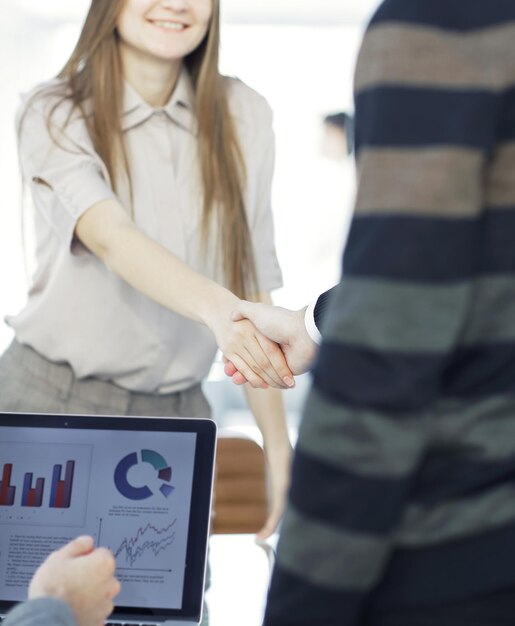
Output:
[{"xmin": 113, "ymin": 519, "xmax": 177, "ymax": 568}]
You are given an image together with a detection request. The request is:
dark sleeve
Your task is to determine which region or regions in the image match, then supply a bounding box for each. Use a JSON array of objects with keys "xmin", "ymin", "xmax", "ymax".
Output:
[
  {"xmin": 313, "ymin": 287, "xmax": 337, "ymax": 332},
  {"xmin": 4, "ymin": 598, "xmax": 76, "ymax": 626}
]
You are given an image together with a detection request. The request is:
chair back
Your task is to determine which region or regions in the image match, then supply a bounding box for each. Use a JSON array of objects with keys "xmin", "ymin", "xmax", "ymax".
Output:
[{"xmin": 212, "ymin": 433, "xmax": 268, "ymax": 534}]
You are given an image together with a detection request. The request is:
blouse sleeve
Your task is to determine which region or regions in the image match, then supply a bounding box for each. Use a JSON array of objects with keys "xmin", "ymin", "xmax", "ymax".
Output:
[{"xmin": 16, "ymin": 87, "xmax": 117, "ymax": 248}]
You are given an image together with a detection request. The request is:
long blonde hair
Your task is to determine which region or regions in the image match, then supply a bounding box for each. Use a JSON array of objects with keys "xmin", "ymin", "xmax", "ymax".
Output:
[{"xmin": 47, "ymin": 0, "xmax": 258, "ymax": 298}]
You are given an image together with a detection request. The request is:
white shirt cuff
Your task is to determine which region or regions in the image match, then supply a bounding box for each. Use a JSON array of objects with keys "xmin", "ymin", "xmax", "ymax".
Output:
[{"xmin": 304, "ymin": 301, "xmax": 322, "ymax": 345}]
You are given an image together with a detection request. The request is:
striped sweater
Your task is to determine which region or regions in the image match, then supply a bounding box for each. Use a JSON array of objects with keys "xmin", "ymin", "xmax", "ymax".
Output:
[{"xmin": 264, "ymin": 1, "xmax": 515, "ymax": 624}]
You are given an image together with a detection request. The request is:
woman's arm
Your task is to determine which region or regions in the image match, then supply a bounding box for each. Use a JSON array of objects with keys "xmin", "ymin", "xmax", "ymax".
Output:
[
  {"xmin": 75, "ymin": 198, "xmax": 294, "ymax": 389},
  {"xmin": 244, "ymin": 382, "xmax": 291, "ymax": 539}
]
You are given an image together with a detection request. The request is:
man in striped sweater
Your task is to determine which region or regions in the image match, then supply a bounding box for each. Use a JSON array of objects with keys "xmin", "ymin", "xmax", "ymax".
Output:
[{"xmin": 231, "ymin": 0, "xmax": 515, "ymax": 624}]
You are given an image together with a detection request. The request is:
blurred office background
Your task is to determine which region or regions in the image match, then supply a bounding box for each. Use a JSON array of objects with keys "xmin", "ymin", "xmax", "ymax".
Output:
[{"xmin": 0, "ymin": 0, "xmax": 380, "ymax": 426}]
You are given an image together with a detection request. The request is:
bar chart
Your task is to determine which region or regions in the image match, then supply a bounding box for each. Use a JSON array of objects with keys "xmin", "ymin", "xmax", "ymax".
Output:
[{"xmin": 0, "ymin": 460, "xmax": 75, "ymax": 508}]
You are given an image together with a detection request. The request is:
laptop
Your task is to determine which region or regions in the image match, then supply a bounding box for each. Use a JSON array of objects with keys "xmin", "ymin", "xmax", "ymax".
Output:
[{"xmin": 0, "ymin": 412, "xmax": 216, "ymax": 625}]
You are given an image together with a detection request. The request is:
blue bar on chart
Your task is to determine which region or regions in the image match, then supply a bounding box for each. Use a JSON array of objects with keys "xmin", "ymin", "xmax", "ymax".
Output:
[
  {"xmin": 0, "ymin": 463, "xmax": 16, "ymax": 506},
  {"xmin": 50, "ymin": 460, "xmax": 75, "ymax": 508},
  {"xmin": 21, "ymin": 472, "xmax": 45, "ymax": 507}
]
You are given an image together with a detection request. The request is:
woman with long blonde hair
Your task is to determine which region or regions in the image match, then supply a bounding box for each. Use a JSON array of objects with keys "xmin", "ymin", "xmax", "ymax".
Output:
[{"xmin": 0, "ymin": 0, "xmax": 291, "ymax": 572}]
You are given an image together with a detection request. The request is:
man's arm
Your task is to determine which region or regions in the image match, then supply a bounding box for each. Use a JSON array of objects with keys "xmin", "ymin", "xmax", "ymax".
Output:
[
  {"xmin": 4, "ymin": 537, "xmax": 120, "ymax": 626},
  {"xmin": 3, "ymin": 599, "xmax": 76, "ymax": 626},
  {"xmin": 263, "ymin": 0, "xmax": 493, "ymax": 623}
]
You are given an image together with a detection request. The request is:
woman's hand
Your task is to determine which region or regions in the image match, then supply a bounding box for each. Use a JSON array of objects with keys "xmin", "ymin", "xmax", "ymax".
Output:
[
  {"xmin": 207, "ymin": 298, "xmax": 294, "ymax": 389},
  {"xmin": 257, "ymin": 442, "xmax": 292, "ymax": 539}
]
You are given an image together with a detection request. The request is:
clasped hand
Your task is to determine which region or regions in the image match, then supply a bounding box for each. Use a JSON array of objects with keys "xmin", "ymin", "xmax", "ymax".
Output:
[
  {"xmin": 220, "ymin": 301, "xmax": 318, "ymax": 388},
  {"xmin": 211, "ymin": 312, "xmax": 295, "ymax": 390}
]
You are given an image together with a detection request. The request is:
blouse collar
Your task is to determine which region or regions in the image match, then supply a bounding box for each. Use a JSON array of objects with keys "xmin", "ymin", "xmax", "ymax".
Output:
[{"xmin": 121, "ymin": 65, "xmax": 197, "ymax": 134}]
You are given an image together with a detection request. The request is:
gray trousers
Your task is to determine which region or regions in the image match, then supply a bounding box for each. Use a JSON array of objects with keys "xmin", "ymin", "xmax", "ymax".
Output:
[
  {"xmin": 0, "ymin": 339, "xmax": 211, "ymax": 625},
  {"xmin": 0, "ymin": 340, "xmax": 212, "ymax": 418}
]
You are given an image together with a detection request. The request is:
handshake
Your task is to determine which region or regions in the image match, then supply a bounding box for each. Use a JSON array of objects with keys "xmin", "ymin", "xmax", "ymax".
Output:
[{"xmin": 221, "ymin": 300, "xmax": 319, "ymax": 390}]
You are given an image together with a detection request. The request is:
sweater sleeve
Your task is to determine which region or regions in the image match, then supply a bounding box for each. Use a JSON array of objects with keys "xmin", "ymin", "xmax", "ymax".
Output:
[
  {"xmin": 16, "ymin": 84, "xmax": 116, "ymax": 248},
  {"xmin": 4, "ymin": 598, "xmax": 76, "ymax": 626},
  {"xmin": 263, "ymin": 1, "xmax": 496, "ymax": 624}
]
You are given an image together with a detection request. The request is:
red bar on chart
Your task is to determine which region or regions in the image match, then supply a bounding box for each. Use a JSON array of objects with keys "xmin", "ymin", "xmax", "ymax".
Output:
[{"xmin": 0, "ymin": 463, "xmax": 16, "ymax": 506}]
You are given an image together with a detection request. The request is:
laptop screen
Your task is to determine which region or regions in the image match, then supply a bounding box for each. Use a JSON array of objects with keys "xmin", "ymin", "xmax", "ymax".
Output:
[{"xmin": 0, "ymin": 413, "xmax": 216, "ymax": 622}]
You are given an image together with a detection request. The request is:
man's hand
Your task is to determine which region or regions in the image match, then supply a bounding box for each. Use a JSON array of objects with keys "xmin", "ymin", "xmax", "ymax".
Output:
[
  {"xmin": 29, "ymin": 536, "xmax": 121, "ymax": 626},
  {"xmin": 224, "ymin": 301, "xmax": 318, "ymax": 386}
]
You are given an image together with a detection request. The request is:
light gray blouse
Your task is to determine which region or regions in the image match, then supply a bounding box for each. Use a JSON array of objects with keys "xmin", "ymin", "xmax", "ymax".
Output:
[{"xmin": 7, "ymin": 68, "xmax": 283, "ymax": 393}]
